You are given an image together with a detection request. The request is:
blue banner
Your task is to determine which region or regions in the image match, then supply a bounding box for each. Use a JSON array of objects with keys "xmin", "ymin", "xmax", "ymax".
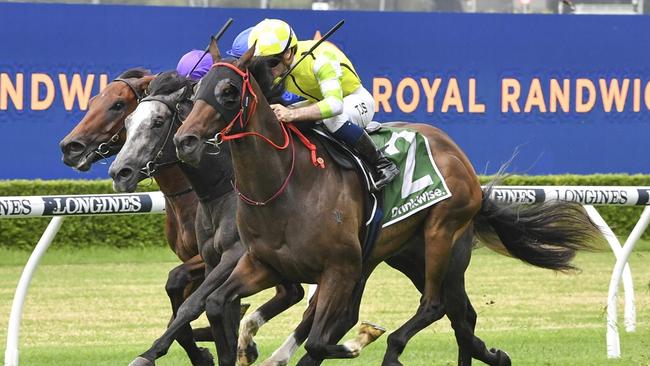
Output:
[{"xmin": 1, "ymin": 3, "xmax": 649, "ymax": 179}]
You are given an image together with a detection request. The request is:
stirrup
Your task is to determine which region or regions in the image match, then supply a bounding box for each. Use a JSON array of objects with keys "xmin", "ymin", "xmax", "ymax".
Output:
[{"xmin": 371, "ymin": 163, "xmax": 399, "ymax": 192}]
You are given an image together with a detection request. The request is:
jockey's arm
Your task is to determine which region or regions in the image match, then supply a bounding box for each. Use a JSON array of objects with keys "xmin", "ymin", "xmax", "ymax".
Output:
[{"xmin": 271, "ymin": 52, "xmax": 344, "ymax": 123}]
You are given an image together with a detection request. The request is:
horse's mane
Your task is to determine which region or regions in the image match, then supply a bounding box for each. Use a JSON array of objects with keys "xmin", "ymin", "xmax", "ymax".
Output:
[
  {"xmin": 148, "ymin": 71, "xmax": 194, "ymax": 97},
  {"xmin": 116, "ymin": 67, "xmax": 151, "ymax": 79},
  {"xmin": 247, "ymin": 57, "xmax": 287, "ymax": 105}
]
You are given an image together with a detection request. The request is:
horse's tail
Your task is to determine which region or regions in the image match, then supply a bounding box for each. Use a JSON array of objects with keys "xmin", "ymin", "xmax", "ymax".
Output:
[{"xmin": 473, "ymin": 184, "xmax": 604, "ymax": 272}]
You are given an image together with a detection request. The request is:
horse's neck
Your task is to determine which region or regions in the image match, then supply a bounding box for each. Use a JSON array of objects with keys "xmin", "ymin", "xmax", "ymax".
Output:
[
  {"xmin": 178, "ymin": 147, "xmax": 234, "ymax": 203},
  {"xmin": 153, "ymin": 165, "xmax": 194, "ymax": 199},
  {"xmin": 228, "ymin": 110, "xmax": 298, "ymax": 204}
]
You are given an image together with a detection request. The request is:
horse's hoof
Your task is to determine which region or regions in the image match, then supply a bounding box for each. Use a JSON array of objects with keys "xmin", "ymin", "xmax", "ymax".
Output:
[
  {"xmin": 490, "ymin": 348, "xmax": 511, "ymax": 366},
  {"xmin": 245, "ymin": 340, "xmax": 259, "ymax": 364},
  {"xmin": 359, "ymin": 320, "xmax": 387, "ymax": 342},
  {"xmin": 238, "ymin": 340, "xmax": 259, "ymax": 366},
  {"xmin": 128, "ymin": 356, "xmax": 154, "ymax": 366},
  {"xmin": 191, "ymin": 347, "xmax": 214, "ymax": 366},
  {"xmin": 240, "ymin": 303, "xmax": 251, "ymax": 318}
]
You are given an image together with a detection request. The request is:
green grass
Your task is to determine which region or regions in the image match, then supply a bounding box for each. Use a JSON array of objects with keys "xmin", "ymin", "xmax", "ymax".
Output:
[{"xmin": 0, "ymin": 244, "xmax": 649, "ymax": 365}]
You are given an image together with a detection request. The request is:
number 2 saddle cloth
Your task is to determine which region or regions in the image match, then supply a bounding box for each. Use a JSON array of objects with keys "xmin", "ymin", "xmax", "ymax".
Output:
[{"xmin": 307, "ymin": 122, "xmax": 452, "ymax": 260}]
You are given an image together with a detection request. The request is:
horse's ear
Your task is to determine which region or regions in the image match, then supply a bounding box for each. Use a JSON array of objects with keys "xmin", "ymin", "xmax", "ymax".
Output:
[
  {"xmin": 208, "ymin": 36, "xmax": 221, "ymax": 63},
  {"xmin": 138, "ymin": 75, "xmax": 155, "ymax": 89},
  {"xmin": 237, "ymin": 41, "xmax": 256, "ymax": 71},
  {"xmin": 168, "ymin": 86, "xmax": 187, "ymax": 101},
  {"xmin": 134, "ymin": 75, "xmax": 155, "ymax": 97}
]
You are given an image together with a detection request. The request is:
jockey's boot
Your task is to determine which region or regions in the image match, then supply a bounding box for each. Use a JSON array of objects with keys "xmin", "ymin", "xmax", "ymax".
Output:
[{"xmin": 353, "ymin": 131, "xmax": 400, "ymax": 192}]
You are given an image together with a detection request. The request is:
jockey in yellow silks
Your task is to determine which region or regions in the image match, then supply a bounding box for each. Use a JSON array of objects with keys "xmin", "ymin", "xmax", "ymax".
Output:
[{"xmin": 248, "ymin": 18, "xmax": 399, "ymax": 191}]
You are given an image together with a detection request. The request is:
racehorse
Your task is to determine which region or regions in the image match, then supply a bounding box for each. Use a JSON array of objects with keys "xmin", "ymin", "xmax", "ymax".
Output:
[
  {"xmin": 167, "ymin": 43, "xmax": 601, "ymax": 366},
  {"xmin": 107, "ymin": 71, "xmax": 309, "ymax": 366},
  {"xmin": 59, "ymin": 67, "xmax": 313, "ymax": 366},
  {"xmin": 59, "ymin": 69, "xmax": 220, "ymax": 365},
  {"xmin": 116, "ymin": 70, "xmax": 515, "ymax": 366}
]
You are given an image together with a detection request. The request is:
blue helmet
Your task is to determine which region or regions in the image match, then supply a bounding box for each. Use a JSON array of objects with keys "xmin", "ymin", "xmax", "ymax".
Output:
[{"xmin": 225, "ymin": 27, "xmax": 253, "ymax": 58}]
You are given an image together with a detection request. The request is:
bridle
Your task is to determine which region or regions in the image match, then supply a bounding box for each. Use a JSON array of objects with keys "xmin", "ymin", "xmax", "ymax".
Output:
[
  {"xmin": 198, "ymin": 62, "xmax": 323, "ymax": 206},
  {"xmin": 202, "ymin": 62, "xmax": 296, "ymax": 206},
  {"xmin": 136, "ymin": 90, "xmax": 193, "ymax": 178},
  {"xmin": 91, "ymin": 77, "xmax": 147, "ymax": 160}
]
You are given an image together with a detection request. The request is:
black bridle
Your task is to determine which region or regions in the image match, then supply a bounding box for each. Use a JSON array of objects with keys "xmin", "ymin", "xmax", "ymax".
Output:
[
  {"xmin": 136, "ymin": 89, "xmax": 193, "ymax": 178},
  {"xmin": 91, "ymin": 77, "xmax": 147, "ymax": 159}
]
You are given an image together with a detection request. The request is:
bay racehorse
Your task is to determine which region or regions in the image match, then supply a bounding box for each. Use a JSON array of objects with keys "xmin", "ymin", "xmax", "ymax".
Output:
[
  {"xmin": 167, "ymin": 43, "xmax": 601, "ymax": 366},
  {"xmin": 117, "ymin": 70, "xmax": 514, "ymax": 366}
]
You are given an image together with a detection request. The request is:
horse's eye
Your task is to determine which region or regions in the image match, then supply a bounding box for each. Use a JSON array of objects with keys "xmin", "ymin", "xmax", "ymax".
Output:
[
  {"xmin": 223, "ymin": 86, "xmax": 238, "ymax": 96},
  {"xmin": 153, "ymin": 117, "xmax": 164, "ymax": 128},
  {"xmin": 110, "ymin": 101, "xmax": 125, "ymax": 111}
]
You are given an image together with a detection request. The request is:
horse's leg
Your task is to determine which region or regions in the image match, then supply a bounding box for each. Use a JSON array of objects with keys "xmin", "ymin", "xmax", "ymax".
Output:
[
  {"xmin": 258, "ymin": 237, "xmax": 429, "ymax": 366},
  {"xmin": 382, "ymin": 215, "xmax": 472, "ymax": 366},
  {"xmin": 258, "ymin": 237, "xmax": 428, "ymax": 366},
  {"xmin": 295, "ymin": 268, "xmax": 381, "ymax": 366},
  {"xmin": 238, "ymin": 283, "xmax": 305, "ymax": 366},
  {"xmin": 164, "ymin": 254, "xmax": 213, "ymax": 365},
  {"xmin": 259, "ymin": 287, "xmax": 319, "ymax": 366},
  {"xmin": 203, "ymin": 252, "xmax": 283, "ymax": 366},
  {"xmin": 128, "ymin": 243, "xmax": 246, "ymax": 366},
  {"xmin": 437, "ymin": 228, "xmax": 510, "ymax": 366},
  {"xmin": 445, "ymin": 282, "xmax": 511, "ymax": 366}
]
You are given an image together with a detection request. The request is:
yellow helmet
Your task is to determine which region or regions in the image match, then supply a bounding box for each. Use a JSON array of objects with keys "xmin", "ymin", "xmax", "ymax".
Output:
[{"xmin": 248, "ymin": 19, "xmax": 298, "ymax": 57}]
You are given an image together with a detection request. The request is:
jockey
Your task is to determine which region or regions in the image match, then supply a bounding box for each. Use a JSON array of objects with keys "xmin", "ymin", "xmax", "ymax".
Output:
[
  {"xmin": 176, "ymin": 49, "xmax": 213, "ymax": 81},
  {"xmin": 226, "ymin": 27, "xmax": 304, "ymax": 105},
  {"xmin": 225, "ymin": 27, "xmax": 253, "ymax": 58},
  {"xmin": 248, "ymin": 18, "xmax": 399, "ymax": 191}
]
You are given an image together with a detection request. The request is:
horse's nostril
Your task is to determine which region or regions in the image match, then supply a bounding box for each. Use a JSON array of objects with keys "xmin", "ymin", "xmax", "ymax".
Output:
[
  {"xmin": 117, "ymin": 168, "xmax": 133, "ymax": 179},
  {"xmin": 180, "ymin": 135, "xmax": 199, "ymax": 151},
  {"xmin": 66, "ymin": 141, "xmax": 86, "ymax": 154}
]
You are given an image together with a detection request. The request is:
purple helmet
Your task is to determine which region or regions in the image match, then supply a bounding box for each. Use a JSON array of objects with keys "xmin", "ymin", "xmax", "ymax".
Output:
[{"xmin": 176, "ymin": 50, "xmax": 213, "ymax": 81}]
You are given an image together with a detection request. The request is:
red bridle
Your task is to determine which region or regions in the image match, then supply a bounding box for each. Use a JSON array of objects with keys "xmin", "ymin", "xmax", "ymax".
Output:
[{"xmin": 208, "ymin": 62, "xmax": 324, "ymax": 207}]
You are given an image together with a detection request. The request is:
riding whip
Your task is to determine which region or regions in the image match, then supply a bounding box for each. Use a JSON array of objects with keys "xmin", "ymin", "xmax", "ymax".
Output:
[
  {"xmin": 275, "ymin": 19, "xmax": 345, "ymax": 87},
  {"xmin": 186, "ymin": 18, "xmax": 234, "ymax": 78}
]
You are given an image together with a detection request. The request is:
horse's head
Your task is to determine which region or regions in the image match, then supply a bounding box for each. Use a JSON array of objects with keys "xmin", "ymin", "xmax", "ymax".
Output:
[
  {"xmin": 175, "ymin": 40, "xmax": 283, "ymax": 166},
  {"xmin": 109, "ymin": 71, "xmax": 194, "ymax": 193},
  {"xmin": 59, "ymin": 68, "xmax": 153, "ymax": 171}
]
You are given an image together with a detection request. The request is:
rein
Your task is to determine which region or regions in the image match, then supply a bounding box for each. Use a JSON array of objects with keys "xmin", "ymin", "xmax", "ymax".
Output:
[{"xmin": 205, "ymin": 62, "xmax": 323, "ymax": 207}]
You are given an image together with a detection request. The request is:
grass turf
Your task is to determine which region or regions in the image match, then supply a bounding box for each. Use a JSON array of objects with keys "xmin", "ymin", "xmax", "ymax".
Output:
[{"xmin": 0, "ymin": 242, "xmax": 648, "ymax": 365}]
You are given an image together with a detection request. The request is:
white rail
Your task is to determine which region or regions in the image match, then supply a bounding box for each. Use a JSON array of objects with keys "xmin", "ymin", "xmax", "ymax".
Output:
[
  {"xmin": 488, "ymin": 186, "xmax": 650, "ymax": 358},
  {"xmin": 2, "ymin": 192, "xmax": 166, "ymax": 366},
  {"xmin": 3, "ymin": 187, "xmax": 648, "ymax": 364}
]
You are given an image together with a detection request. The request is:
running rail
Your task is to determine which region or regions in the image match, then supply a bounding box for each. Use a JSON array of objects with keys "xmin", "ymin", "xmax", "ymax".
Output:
[
  {"xmin": 2, "ymin": 187, "xmax": 648, "ymax": 364},
  {"xmin": 1, "ymin": 192, "xmax": 165, "ymax": 366},
  {"xmin": 487, "ymin": 185, "xmax": 650, "ymax": 359}
]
